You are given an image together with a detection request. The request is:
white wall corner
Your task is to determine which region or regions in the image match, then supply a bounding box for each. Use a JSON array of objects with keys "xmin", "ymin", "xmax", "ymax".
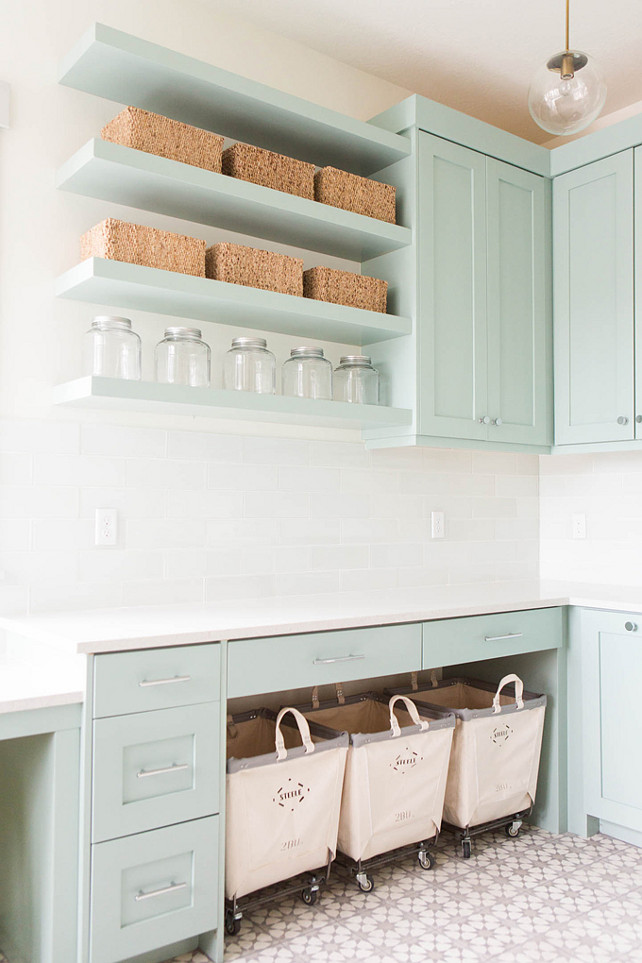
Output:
[{"xmin": 0, "ymin": 82, "xmax": 9, "ymax": 128}]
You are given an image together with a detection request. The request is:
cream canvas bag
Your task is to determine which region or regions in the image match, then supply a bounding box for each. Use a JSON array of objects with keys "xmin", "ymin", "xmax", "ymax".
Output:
[{"xmin": 226, "ymin": 707, "xmax": 348, "ymax": 900}]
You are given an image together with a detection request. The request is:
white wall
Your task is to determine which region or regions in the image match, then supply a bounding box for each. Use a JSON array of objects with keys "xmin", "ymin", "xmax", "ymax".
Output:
[
  {"xmin": 0, "ymin": 1, "xmax": 541, "ymax": 615},
  {"xmin": 539, "ymin": 451, "xmax": 642, "ymax": 584}
]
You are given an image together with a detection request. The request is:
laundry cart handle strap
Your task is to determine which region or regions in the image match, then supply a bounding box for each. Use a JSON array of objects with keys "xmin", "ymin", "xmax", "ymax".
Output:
[
  {"xmin": 388, "ymin": 694, "xmax": 429, "ymax": 736},
  {"xmin": 275, "ymin": 707, "xmax": 315, "ymax": 760},
  {"xmin": 492, "ymin": 674, "xmax": 524, "ymax": 714}
]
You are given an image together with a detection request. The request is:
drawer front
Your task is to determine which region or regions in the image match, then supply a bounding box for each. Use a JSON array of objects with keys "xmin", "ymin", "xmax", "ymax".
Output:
[
  {"xmin": 92, "ymin": 703, "xmax": 220, "ymax": 843},
  {"xmin": 423, "ymin": 607, "xmax": 563, "ymax": 668},
  {"xmin": 228, "ymin": 623, "xmax": 422, "ymax": 698},
  {"xmin": 93, "ymin": 643, "xmax": 220, "ymax": 718},
  {"xmin": 90, "ymin": 816, "xmax": 218, "ymax": 963}
]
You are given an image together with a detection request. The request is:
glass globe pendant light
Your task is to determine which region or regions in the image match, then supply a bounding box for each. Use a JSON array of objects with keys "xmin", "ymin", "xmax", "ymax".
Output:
[{"xmin": 528, "ymin": 0, "xmax": 606, "ymax": 136}]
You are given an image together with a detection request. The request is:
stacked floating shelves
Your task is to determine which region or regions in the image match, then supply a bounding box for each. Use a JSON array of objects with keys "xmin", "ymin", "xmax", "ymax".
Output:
[{"xmin": 54, "ymin": 23, "xmax": 413, "ymax": 433}]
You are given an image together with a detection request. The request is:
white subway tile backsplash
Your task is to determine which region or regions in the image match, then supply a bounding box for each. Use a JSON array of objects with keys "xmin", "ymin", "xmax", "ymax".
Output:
[{"xmin": 0, "ymin": 418, "xmax": 544, "ymax": 615}]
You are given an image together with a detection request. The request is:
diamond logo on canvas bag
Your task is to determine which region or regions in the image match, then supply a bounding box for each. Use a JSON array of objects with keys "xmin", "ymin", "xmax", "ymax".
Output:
[
  {"xmin": 390, "ymin": 745, "xmax": 424, "ymax": 774},
  {"xmin": 491, "ymin": 723, "xmax": 513, "ymax": 746},
  {"xmin": 272, "ymin": 777, "xmax": 311, "ymax": 812}
]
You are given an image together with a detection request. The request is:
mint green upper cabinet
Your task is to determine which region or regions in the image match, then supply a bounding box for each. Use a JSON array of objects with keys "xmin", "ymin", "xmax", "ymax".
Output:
[
  {"xmin": 553, "ymin": 151, "xmax": 634, "ymax": 445},
  {"xmin": 417, "ymin": 133, "xmax": 550, "ymax": 447},
  {"xmin": 486, "ymin": 160, "xmax": 550, "ymax": 446},
  {"xmin": 634, "ymin": 149, "xmax": 642, "ymax": 440},
  {"xmin": 418, "ymin": 134, "xmax": 488, "ymax": 441}
]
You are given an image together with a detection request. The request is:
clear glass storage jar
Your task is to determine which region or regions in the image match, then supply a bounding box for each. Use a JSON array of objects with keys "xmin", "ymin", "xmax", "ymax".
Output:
[
  {"xmin": 224, "ymin": 337, "xmax": 276, "ymax": 394},
  {"xmin": 83, "ymin": 316, "xmax": 141, "ymax": 381},
  {"xmin": 333, "ymin": 355, "xmax": 380, "ymax": 405},
  {"xmin": 282, "ymin": 346, "xmax": 332, "ymax": 400},
  {"xmin": 154, "ymin": 326, "xmax": 211, "ymax": 387}
]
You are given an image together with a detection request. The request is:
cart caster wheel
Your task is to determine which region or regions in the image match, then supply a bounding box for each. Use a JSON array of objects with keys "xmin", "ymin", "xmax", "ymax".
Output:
[
  {"xmin": 505, "ymin": 822, "xmax": 520, "ymax": 838},
  {"xmin": 462, "ymin": 839, "xmax": 472, "ymax": 859},
  {"xmin": 225, "ymin": 911, "xmax": 241, "ymax": 936},
  {"xmin": 418, "ymin": 849, "xmax": 434, "ymax": 870},
  {"xmin": 356, "ymin": 873, "xmax": 375, "ymax": 893},
  {"xmin": 301, "ymin": 887, "xmax": 319, "ymax": 905}
]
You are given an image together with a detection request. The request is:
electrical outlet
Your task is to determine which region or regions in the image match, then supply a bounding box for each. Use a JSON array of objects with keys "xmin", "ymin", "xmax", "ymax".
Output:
[
  {"xmin": 431, "ymin": 511, "xmax": 445, "ymax": 539},
  {"xmin": 95, "ymin": 508, "xmax": 117, "ymax": 546},
  {"xmin": 572, "ymin": 513, "xmax": 586, "ymax": 540}
]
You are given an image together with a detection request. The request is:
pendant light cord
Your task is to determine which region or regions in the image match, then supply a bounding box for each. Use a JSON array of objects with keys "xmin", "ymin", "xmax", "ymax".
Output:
[{"xmin": 565, "ymin": 0, "xmax": 570, "ymax": 51}]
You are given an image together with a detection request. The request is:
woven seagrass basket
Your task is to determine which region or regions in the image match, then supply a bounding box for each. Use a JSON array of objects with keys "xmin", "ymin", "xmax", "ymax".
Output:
[
  {"xmin": 222, "ymin": 143, "xmax": 315, "ymax": 199},
  {"xmin": 206, "ymin": 242, "xmax": 303, "ymax": 296},
  {"xmin": 80, "ymin": 218, "xmax": 206, "ymax": 276},
  {"xmin": 101, "ymin": 106, "xmax": 224, "ymax": 172},
  {"xmin": 303, "ymin": 266, "xmax": 387, "ymax": 313},
  {"xmin": 315, "ymin": 167, "xmax": 396, "ymax": 223}
]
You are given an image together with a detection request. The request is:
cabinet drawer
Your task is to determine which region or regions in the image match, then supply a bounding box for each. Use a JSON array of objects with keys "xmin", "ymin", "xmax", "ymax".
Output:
[
  {"xmin": 92, "ymin": 703, "xmax": 220, "ymax": 843},
  {"xmin": 228, "ymin": 623, "xmax": 422, "ymax": 698},
  {"xmin": 93, "ymin": 643, "xmax": 220, "ymax": 718},
  {"xmin": 423, "ymin": 607, "xmax": 563, "ymax": 668},
  {"xmin": 90, "ymin": 816, "xmax": 218, "ymax": 963}
]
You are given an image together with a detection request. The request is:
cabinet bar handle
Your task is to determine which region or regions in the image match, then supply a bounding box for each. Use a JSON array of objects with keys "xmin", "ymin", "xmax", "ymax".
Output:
[
  {"xmin": 138, "ymin": 675, "xmax": 191, "ymax": 687},
  {"xmin": 484, "ymin": 632, "xmax": 524, "ymax": 642},
  {"xmin": 137, "ymin": 763, "xmax": 190, "ymax": 779},
  {"xmin": 313, "ymin": 654, "xmax": 366, "ymax": 665},
  {"xmin": 135, "ymin": 881, "xmax": 187, "ymax": 902}
]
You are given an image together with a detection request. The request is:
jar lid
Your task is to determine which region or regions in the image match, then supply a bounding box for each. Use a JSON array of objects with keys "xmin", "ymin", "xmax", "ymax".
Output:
[
  {"xmin": 289, "ymin": 346, "xmax": 325, "ymax": 358},
  {"xmin": 91, "ymin": 316, "xmax": 132, "ymax": 329},
  {"xmin": 339, "ymin": 355, "xmax": 372, "ymax": 365},
  {"xmin": 164, "ymin": 326, "xmax": 203, "ymax": 340},
  {"xmin": 230, "ymin": 337, "xmax": 268, "ymax": 349}
]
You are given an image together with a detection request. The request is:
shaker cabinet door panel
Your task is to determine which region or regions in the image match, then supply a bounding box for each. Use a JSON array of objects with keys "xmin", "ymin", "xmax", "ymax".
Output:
[
  {"xmin": 486, "ymin": 159, "xmax": 551, "ymax": 446},
  {"xmin": 553, "ymin": 151, "xmax": 634, "ymax": 445},
  {"xmin": 417, "ymin": 132, "xmax": 488, "ymax": 440}
]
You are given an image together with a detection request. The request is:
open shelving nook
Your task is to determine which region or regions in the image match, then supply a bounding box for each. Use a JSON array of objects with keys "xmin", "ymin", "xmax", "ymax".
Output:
[{"xmin": 53, "ymin": 377, "xmax": 412, "ymax": 431}]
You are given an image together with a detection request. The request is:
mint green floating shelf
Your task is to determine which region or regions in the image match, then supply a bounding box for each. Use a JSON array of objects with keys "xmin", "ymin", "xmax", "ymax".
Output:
[
  {"xmin": 56, "ymin": 259, "xmax": 412, "ymax": 345},
  {"xmin": 56, "ymin": 140, "xmax": 412, "ymax": 261},
  {"xmin": 53, "ymin": 377, "xmax": 413, "ymax": 430},
  {"xmin": 59, "ymin": 24, "xmax": 410, "ymax": 175}
]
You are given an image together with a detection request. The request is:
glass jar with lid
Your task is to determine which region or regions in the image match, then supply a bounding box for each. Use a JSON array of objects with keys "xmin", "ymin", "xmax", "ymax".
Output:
[
  {"xmin": 154, "ymin": 326, "xmax": 211, "ymax": 387},
  {"xmin": 282, "ymin": 347, "xmax": 332, "ymax": 400},
  {"xmin": 83, "ymin": 316, "xmax": 141, "ymax": 381},
  {"xmin": 224, "ymin": 337, "xmax": 276, "ymax": 394},
  {"xmin": 333, "ymin": 355, "xmax": 380, "ymax": 405}
]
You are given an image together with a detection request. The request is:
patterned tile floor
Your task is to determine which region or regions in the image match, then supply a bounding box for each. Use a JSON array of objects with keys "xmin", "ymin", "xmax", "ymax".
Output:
[{"xmin": 2, "ymin": 827, "xmax": 641, "ymax": 962}]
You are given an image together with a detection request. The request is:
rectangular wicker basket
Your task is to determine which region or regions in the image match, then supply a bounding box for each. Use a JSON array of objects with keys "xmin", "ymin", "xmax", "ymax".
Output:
[
  {"xmin": 101, "ymin": 106, "xmax": 224, "ymax": 172},
  {"xmin": 222, "ymin": 143, "xmax": 315, "ymax": 200},
  {"xmin": 303, "ymin": 266, "xmax": 388, "ymax": 313},
  {"xmin": 206, "ymin": 242, "xmax": 303, "ymax": 296},
  {"xmin": 80, "ymin": 218, "xmax": 206, "ymax": 277},
  {"xmin": 315, "ymin": 167, "xmax": 396, "ymax": 223}
]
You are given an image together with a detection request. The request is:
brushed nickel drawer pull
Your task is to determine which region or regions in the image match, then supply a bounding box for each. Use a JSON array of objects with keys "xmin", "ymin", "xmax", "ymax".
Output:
[
  {"xmin": 137, "ymin": 763, "xmax": 190, "ymax": 779},
  {"xmin": 135, "ymin": 881, "xmax": 187, "ymax": 902},
  {"xmin": 138, "ymin": 675, "xmax": 191, "ymax": 688},
  {"xmin": 313, "ymin": 654, "xmax": 366, "ymax": 665},
  {"xmin": 484, "ymin": 632, "xmax": 524, "ymax": 642}
]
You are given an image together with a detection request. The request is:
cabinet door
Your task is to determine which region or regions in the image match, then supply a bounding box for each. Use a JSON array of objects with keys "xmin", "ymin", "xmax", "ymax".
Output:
[
  {"xmin": 634, "ymin": 149, "xmax": 642, "ymax": 439},
  {"xmin": 417, "ymin": 132, "xmax": 488, "ymax": 440},
  {"xmin": 581, "ymin": 610, "xmax": 642, "ymax": 833},
  {"xmin": 486, "ymin": 160, "xmax": 551, "ymax": 446},
  {"xmin": 553, "ymin": 152, "xmax": 634, "ymax": 445}
]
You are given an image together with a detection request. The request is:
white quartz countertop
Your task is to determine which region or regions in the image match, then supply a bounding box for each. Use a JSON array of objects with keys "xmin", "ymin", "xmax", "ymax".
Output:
[{"xmin": 3, "ymin": 578, "xmax": 642, "ymax": 715}]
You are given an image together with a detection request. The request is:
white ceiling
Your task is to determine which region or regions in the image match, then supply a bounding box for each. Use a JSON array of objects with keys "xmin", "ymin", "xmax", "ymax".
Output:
[{"xmin": 219, "ymin": 0, "xmax": 642, "ymax": 143}]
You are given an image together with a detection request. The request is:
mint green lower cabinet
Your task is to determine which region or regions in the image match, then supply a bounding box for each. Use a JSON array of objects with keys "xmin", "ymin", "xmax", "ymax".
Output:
[
  {"xmin": 92, "ymin": 703, "xmax": 219, "ymax": 843},
  {"xmin": 90, "ymin": 816, "xmax": 219, "ymax": 963},
  {"xmin": 581, "ymin": 610, "xmax": 642, "ymax": 835},
  {"xmin": 553, "ymin": 151, "xmax": 634, "ymax": 445},
  {"xmin": 423, "ymin": 607, "xmax": 563, "ymax": 668}
]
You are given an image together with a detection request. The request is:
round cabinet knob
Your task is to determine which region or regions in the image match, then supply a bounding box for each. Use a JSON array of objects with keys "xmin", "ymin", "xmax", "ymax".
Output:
[
  {"xmin": 617, "ymin": 416, "xmax": 629, "ymax": 426},
  {"xmin": 492, "ymin": 417, "xmax": 503, "ymax": 427},
  {"xmin": 625, "ymin": 621, "xmax": 638, "ymax": 632},
  {"xmin": 479, "ymin": 415, "xmax": 491, "ymax": 425},
  {"xmin": 636, "ymin": 415, "xmax": 642, "ymax": 424}
]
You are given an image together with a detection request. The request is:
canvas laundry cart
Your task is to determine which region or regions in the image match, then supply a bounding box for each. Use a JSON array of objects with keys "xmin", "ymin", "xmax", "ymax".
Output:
[
  {"xmin": 388, "ymin": 674, "xmax": 546, "ymax": 858},
  {"xmin": 225, "ymin": 707, "xmax": 348, "ymax": 934},
  {"xmin": 296, "ymin": 691, "xmax": 455, "ymax": 891}
]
